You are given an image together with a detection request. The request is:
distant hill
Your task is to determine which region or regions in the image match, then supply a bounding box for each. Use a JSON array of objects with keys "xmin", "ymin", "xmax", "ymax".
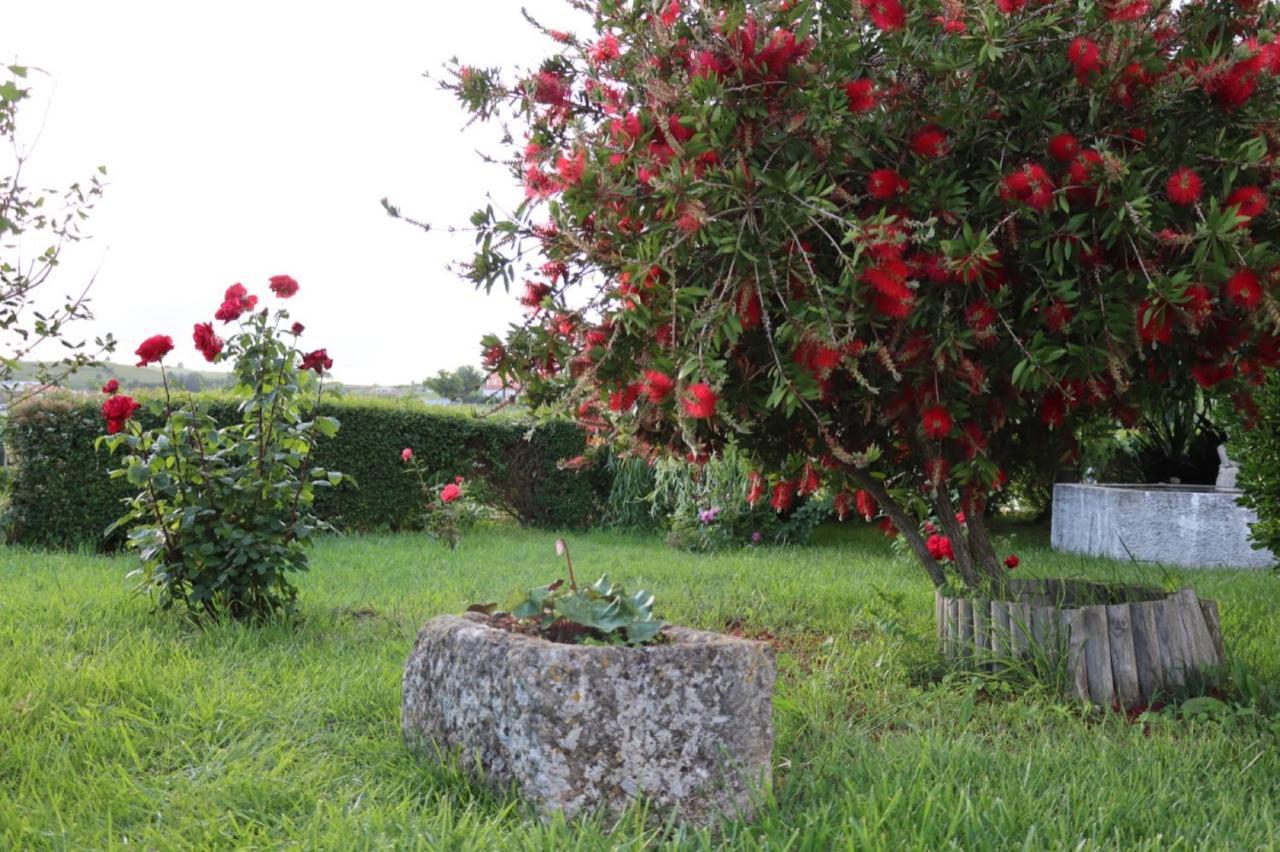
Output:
[{"xmin": 12, "ymin": 361, "xmax": 233, "ymax": 393}]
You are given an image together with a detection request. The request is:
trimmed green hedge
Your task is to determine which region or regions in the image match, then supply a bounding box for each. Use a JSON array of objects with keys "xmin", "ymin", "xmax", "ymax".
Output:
[{"xmin": 2, "ymin": 394, "xmax": 604, "ymax": 550}]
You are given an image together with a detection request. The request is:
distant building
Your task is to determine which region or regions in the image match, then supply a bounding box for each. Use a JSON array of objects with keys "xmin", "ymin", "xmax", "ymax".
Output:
[{"xmin": 483, "ymin": 373, "xmax": 519, "ymax": 402}]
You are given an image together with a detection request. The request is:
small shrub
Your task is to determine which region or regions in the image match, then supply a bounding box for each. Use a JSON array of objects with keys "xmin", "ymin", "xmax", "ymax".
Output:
[
  {"xmin": 99, "ymin": 280, "xmax": 344, "ymax": 620},
  {"xmin": 1229, "ymin": 369, "xmax": 1280, "ymax": 567},
  {"xmin": 400, "ymin": 448, "xmax": 485, "ymax": 549}
]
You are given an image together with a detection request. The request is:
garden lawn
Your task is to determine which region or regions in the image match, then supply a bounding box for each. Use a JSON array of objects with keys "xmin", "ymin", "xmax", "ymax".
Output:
[{"xmin": 1, "ymin": 525, "xmax": 1278, "ymax": 850}]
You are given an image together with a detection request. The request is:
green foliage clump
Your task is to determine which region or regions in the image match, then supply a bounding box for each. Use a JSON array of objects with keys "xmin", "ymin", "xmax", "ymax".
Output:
[
  {"xmin": 1229, "ymin": 370, "xmax": 1280, "ymax": 568},
  {"xmin": 603, "ymin": 447, "xmax": 829, "ymax": 550},
  {"xmin": 4, "ymin": 397, "xmax": 603, "ymax": 550}
]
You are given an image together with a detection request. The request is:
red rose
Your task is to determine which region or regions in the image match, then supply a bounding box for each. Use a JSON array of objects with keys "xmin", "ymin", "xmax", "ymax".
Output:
[
  {"xmin": 1004, "ymin": 554, "xmax": 1020, "ymax": 570},
  {"xmin": 215, "ymin": 283, "xmax": 259, "ymax": 323},
  {"xmin": 1166, "ymin": 168, "xmax": 1202, "ymax": 206},
  {"xmin": 291, "ymin": 322, "xmax": 305, "ymax": 336},
  {"xmin": 440, "ymin": 483, "xmax": 463, "ymax": 503},
  {"xmin": 134, "ymin": 334, "xmax": 174, "ymax": 367},
  {"xmin": 102, "ymin": 394, "xmax": 140, "ymax": 435},
  {"xmin": 192, "ymin": 322, "xmax": 224, "ymax": 363},
  {"xmin": 926, "ymin": 533, "xmax": 954, "ymax": 562},
  {"xmin": 301, "ymin": 348, "xmax": 334, "ymax": 373},
  {"xmin": 268, "ymin": 274, "xmax": 300, "ymax": 298},
  {"xmin": 101, "ymin": 379, "xmax": 119, "ymax": 395},
  {"xmin": 681, "ymin": 382, "xmax": 717, "ymax": 419}
]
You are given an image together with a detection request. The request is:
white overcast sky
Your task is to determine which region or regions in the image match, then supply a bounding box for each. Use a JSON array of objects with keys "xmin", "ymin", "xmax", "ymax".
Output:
[{"xmin": 6, "ymin": 0, "xmax": 585, "ymax": 385}]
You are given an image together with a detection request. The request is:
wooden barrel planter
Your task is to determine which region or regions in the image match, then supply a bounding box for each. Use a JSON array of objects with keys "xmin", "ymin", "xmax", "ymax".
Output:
[{"xmin": 936, "ymin": 579, "xmax": 1226, "ymax": 708}]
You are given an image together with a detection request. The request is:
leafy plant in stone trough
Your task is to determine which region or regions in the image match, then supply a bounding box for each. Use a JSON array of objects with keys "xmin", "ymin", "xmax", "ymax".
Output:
[
  {"xmin": 490, "ymin": 538, "xmax": 665, "ymax": 645},
  {"xmin": 98, "ymin": 277, "xmax": 345, "ymax": 620}
]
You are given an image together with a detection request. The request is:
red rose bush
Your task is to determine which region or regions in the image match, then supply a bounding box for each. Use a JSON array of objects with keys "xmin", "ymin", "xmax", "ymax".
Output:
[
  {"xmin": 99, "ymin": 277, "xmax": 344, "ymax": 619},
  {"xmin": 416, "ymin": 0, "xmax": 1280, "ymax": 592}
]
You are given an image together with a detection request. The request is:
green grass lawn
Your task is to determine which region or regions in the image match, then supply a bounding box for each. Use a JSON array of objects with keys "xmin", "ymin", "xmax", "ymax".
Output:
[{"xmin": 2, "ymin": 524, "xmax": 1278, "ymax": 850}]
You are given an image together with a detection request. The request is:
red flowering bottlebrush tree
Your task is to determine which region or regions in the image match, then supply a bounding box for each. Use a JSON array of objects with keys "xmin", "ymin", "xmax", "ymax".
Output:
[{"xmin": 416, "ymin": 0, "xmax": 1280, "ymax": 593}]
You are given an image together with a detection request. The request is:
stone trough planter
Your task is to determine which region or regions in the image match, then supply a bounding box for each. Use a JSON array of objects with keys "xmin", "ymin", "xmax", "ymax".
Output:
[
  {"xmin": 1051, "ymin": 482, "xmax": 1274, "ymax": 569},
  {"xmin": 402, "ymin": 613, "xmax": 776, "ymax": 827},
  {"xmin": 936, "ymin": 579, "xmax": 1226, "ymax": 707}
]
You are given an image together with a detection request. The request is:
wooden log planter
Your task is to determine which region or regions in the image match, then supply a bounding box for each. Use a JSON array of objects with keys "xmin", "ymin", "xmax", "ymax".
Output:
[{"xmin": 936, "ymin": 579, "xmax": 1226, "ymax": 708}]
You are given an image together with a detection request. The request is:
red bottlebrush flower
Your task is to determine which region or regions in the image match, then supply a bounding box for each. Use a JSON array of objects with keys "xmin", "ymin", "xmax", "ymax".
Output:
[
  {"xmin": 134, "ymin": 334, "xmax": 174, "ymax": 367},
  {"xmin": 1138, "ymin": 299, "xmax": 1173, "ymax": 344},
  {"xmin": 737, "ymin": 287, "xmax": 763, "ymax": 329},
  {"xmin": 862, "ymin": 0, "xmax": 906, "ymax": 32},
  {"xmin": 532, "ymin": 70, "xmax": 569, "ymax": 107},
  {"xmin": 556, "ymin": 149, "xmax": 586, "ymax": 185},
  {"xmin": 965, "ymin": 301, "xmax": 998, "ymax": 332},
  {"xmin": 608, "ymin": 383, "xmax": 641, "ymax": 412},
  {"xmin": 681, "ymin": 382, "xmax": 717, "ymax": 418},
  {"xmin": 1166, "ymin": 168, "xmax": 1202, "ymax": 206},
  {"xmin": 1004, "ymin": 554, "xmax": 1020, "ymax": 570},
  {"xmin": 798, "ymin": 463, "xmax": 821, "ymax": 496},
  {"xmin": 1192, "ymin": 361, "xmax": 1233, "ymax": 389},
  {"xmin": 101, "ymin": 379, "xmax": 119, "ymax": 395},
  {"xmin": 926, "ymin": 533, "xmax": 955, "ymax": 562},
  {"xmin": 290, "ymin": 322, "xmax": 305, "ymax": 336},
  {"xmin": 1226, "ymin": 269, "xmax": 1263, "ymax": 310},
  {"xmin": 1226, "ymin": 186, "xmax": 1267, "ymax": 225},
  {"xmin": 879, "ymin": 517, "xmax": 899, "ymax": 538},
  {"xmin": 1000, "ymin": 163, "xmax": 1055, "ymax": 210},
  {"xmin": 996, "ymin": 0, "xmax": 1025, "ymax": 13},
  {"xmin": 1181, "ymin": 284, "xmax": 1214, "ymax": 326},
  {"xmin": 867, "ymin": 169, "xmax": 908, "ymax": 200},
  {"xmin": 675, "ymin": 207, "xmax": 704, "ymax": 234},
  {"xmin": 834, "ymin": 491, "xmax": 852, "ymax": 521},
  {"xmin": 659, "ymin": 0, "xmax": 680, "ymax": 26},
  {"xmin": 482, "ymin": 344, "xmax": 505, "ymax": 367},
  {"xmin": 643, "ymin": 370, "xmax": 674, "ymax": 403},
  {"xmin": 1040, "ymin": 392, "xmax": 1066, "ymax": 428},
  {"xmin": 1068, "ymin": 37, "xmax": 1103, "ymax": 82},
  {"xmin": 401, "ymin": 448, "xmax": 414, "ymax": 463},
  {"xmin": 192, "ymin": 322, "xmax": 224, "ymax": 363},
  {"xmin": 300, "ymin": 348, "xmax": 333, "ymax": 374},
  {"xmin": 1047, "ymin": 133, "xmax": 1080, "ymax": 163},
  {"xmin": 1067, "ymin": 150, "xmax": 1103, "ymax": 189},
  {"xmin": 102, "ymin": 394, "xmax": 140, "ymax": 435},
  {"xmin": 520, "ymin": 280, "xmax": 552, "ymax": 309},
  {"xmin": 589, "ymin": 33, "xmax": 620, "ymax": 64},
  {"xmin": 921, "ymin": 405, "xmax": 953, "ymax": 439},
  {"xmin": 440, "ymin": 483, "xmax": 463, "ymax": 504},
  {"xmin": 770, "ymin": 479, "xmax": 797, "ymax": 513},
  {"xmin": 746, "ymin": 471, "xmax": 767, "ymax": 507},
  {"xmin": 1208, "ymin": 61, "xmax": 1258, "ymax": 110},
  {"xmin": 936, "ymin": 15, "xmax": 967, "ymax": 33},
  {"xmin": 1044, "ymin": 300, "xmax": 1074, "ymax": 333},
  {"xmin": 1103, "ymin": 0, "xmax": 1149, "ymax": 22},
  {"xmin": 961, "ymin": 421, "xmax": 988, "ymax": 459},
  {"xmin": 844, "ymin": 79, "xmax": 878, "ymax": 113},
  {"xmin": 855, "ymin": 489, "xmax": 877, "ymax": 521},
  {"xmin": 268, "ymin": 274, "xmax": 299, "ymax": 298},
  {"xmin": 909, "ymin": 125, "xmax": 949, "ymax": 159}
]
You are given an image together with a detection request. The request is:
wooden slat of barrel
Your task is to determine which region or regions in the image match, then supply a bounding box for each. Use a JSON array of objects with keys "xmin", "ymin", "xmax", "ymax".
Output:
[
  {"xmin": 1155, "ymin": 597, "xmax": 1189, "ymax": 689},
  {"xmin": 1081, "ymin": 605, "xmax": 1115, "ymax": 707},
  {"xmin": 1198, "ymin": 600, "xmax": 1226, "ymax": 664},
  {"xmin": 1029, "ymin": 604, "xmax": 1054, "ymax": 667},
  {"xmin": 972, "ymin": 599, "xmax": 990, "ymax": 667},
  {"xmin": 1010, "ymin": 601, "xmax": 1031, "ymax": 660},
  {"xmin": 943, "ymin": 599, "xmax": 958, "ymax": 660},
  {"xmin": 957, "ymin": 598, "xmax": 973, "ymax": 661},
  {"xmin": 1106, "ymin": 603, "xmax": 1141, "ymax": 708},
  {"xmin": 1130, "ymin": 601, "xmax": 1165, "ymax": 704},
  {"xmin": 1174, "ymin": 588, "xmax": 1219, "ymax": 674},
  {"xmin": 1062, "ymin": 608, "xmax": 1089, "ymax": 702},
  {"xmin": 990, "ymin": 601, "xmax": 1010, "ymax": 668},
  {"xmin": 936, "ymin": 592, "xmax": 945, "ymax": 651}
]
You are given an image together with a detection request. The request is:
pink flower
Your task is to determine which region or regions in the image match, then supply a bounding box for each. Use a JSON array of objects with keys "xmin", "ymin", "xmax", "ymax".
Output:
[
  {"xmin": 441, "ymin": 483, "xmax": 463, "ymax": 503},
  {"xmin": 401, "ymin": 448, "xmax": 414, "ymax": 463}
]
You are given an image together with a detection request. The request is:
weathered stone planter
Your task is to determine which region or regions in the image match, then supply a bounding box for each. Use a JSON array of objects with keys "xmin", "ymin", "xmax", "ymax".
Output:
[
  {"xmin": 937, "ymin": 579, "xmax": 1226, "ymax": 707},
  {"xmin": 402, "ymin": 613, "xmax": 775, "ymax": 827},
  {"xmin": 1051, "ymin": 482, "xmax": 1274, "ymax": 569}
]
